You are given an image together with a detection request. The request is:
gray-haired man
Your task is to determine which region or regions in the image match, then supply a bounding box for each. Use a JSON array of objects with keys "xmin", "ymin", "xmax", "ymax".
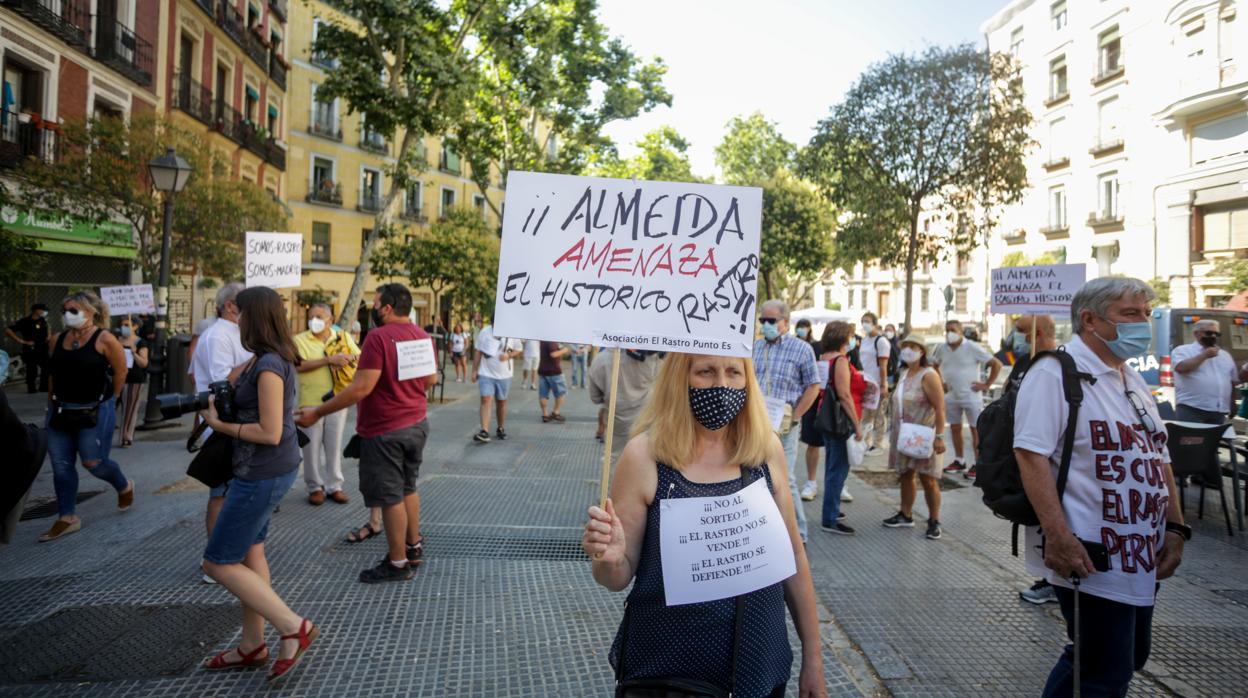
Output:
[
  {"xmin": 1172, "ymin": 318, "xmax": 1247, "ymax": 425},
  {"xmin": 752, "ymin": 299, "xmax": 820, "ymax": 542}
]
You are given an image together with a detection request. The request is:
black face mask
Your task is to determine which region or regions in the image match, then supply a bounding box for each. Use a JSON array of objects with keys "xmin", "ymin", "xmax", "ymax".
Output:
[
  {"xmin": 1199, "ymin": 334, "xmax": 1218, "ymax": 348},
  {"xmin": 370, "ymin": 307, "xmax": 385, "ymax": 328},
  {"xmin": 688, "ymin": 386, "xmax": 747, "ymax": 431}
]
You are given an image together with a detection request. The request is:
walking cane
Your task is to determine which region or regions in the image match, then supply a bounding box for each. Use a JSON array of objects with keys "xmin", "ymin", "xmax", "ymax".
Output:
[{"xmin": 1072, "ymin": 575, "xmax": 1082, "ymax": 698}]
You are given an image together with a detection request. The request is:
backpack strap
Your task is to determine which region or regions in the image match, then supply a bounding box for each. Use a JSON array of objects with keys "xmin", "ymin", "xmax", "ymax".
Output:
[{"xmin": 1046, "ymin": 350, "xmax": 1095, "ymax": 500}]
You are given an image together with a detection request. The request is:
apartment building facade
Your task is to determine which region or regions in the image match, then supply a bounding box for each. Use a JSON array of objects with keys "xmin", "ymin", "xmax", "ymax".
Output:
[
  {"xmin": 1, "ymin": 0, "xmax": 159, "ymax": 316},
  {"xmin": 984, "ymin": 0, "xmax": 1248, "ymax": 310},
  {"xmin": 286, "ymin": 0, "xmax": 506, "ymax": 329}
]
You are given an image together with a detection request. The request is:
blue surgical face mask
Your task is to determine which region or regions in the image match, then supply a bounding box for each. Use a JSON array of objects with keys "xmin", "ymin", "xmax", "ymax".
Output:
[
  {"xmin": 761, "ymin": 322, "xmax": 780, "ymax": 341},
  {"xmin": 1095, "ymin": 318, "xmax": 1152, "ymax": 360},
  {"xmin": 847, "ymin": 337, "xmax": 857, "ymax": 352},
  {"xmin": 796, "ymin": 327, "xmax": 809, "ymax": 339}
]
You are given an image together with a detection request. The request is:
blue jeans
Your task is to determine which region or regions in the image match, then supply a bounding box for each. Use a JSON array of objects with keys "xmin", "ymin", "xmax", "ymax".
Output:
[
  {"xmin": 571, "ymin": 354, "xmax": 587, "ymax": 387},
  {"xmin": 1041, "ymin": 587, "xmax": 1154, "ymax": 698},
  {"xmin": 780, "ymin": 428, "xmax": 807, "ymax": 541},
  {"xmin": 539, "ymin": 374, "xmax": 568, "ymax": 400},
  {"xmin": 46, "ymin": 397, "xmax": 129, "ymax": 517},
  {"xmin": 203, "ymin": 468, "xmax": 297, "ymax": 564},
  {"xmin": 820, "ymin": 435, "xmax": 851, "ymax": 526}
]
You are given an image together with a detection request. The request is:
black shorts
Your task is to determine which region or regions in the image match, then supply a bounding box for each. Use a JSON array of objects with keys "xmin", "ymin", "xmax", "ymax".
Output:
[
  {"xmin": 799, "ymin": 402, "xmax": 822, "ymax": 447},
  {"xmin": 358, "ymin": 420, "xmax": 429, "ymax": 507}
]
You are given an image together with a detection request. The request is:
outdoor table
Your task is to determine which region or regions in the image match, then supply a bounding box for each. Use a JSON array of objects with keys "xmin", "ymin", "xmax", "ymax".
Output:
[{"xmin": 1165, "ymin": 420, "xmax": 1245, "ymax": 533}]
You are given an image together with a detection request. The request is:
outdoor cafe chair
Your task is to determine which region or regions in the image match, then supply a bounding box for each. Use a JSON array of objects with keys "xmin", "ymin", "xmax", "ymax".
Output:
[{"xmin": 1166, "ymin": 421, "xmax": 1234, "ymax": 537}]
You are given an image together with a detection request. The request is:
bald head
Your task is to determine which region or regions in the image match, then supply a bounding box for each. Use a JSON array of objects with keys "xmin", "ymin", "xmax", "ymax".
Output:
[{"xmin": 1016, "ymin": 315, "xmax": 1057, "ymax": 352}]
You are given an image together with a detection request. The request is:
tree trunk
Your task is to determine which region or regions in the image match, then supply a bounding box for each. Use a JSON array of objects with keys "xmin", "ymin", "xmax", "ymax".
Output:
[
  {"xmin": 901, "ymin": 211, "xmax": 920, "ymax": 340},
  {"xmin": 337, "ymin": 132, "xmax": 415, "ymax": 328},
  {"xmin": 762, "ymin": 268, "xmax": 774, "ymax": 301}
]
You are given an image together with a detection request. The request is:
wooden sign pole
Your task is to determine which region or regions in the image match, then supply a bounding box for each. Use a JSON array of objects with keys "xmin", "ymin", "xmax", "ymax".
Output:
[
  {"xmin": 599, "ymin": 347, "xmax": 623, "ymax": 507},
  {"xmin": 1030, "ymin": 318, "xmax": 1038, "ymax": 359}
]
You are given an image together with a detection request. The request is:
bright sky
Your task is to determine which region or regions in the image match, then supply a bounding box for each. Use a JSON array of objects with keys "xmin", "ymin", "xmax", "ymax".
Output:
[{"xmin": 597, "ymin": 0, "xmax": 1007, "ymax": 178}]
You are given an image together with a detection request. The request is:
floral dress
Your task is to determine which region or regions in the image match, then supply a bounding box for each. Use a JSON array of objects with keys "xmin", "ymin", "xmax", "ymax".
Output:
[{"xmin": 888, "ymin": 366, "xmax": 943, "ymax": 476}]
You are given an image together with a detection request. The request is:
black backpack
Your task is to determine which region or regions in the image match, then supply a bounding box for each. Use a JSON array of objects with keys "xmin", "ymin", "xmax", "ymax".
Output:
[
  {"xmin": 974, "ymin": 349, "xmax": 1095, "ymax": 554},
  {"xmin": 879, "ymin": 336, "xmax": 901, "ymax": 385}
]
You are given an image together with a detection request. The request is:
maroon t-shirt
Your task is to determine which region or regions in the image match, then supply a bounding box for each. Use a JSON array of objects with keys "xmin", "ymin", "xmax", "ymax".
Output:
[
  {"xmin": 538, "ymin": 341, "xmax": 564, "ymax": 376},
  {"xmin": 356, "ymin": 322, "xmax": 430, "ymax": 438}
]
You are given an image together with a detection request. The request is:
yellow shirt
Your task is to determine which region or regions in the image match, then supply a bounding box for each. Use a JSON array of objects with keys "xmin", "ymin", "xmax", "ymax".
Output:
[{"xmin": 293, "ymin": 329, "xmax": 359, "ymax": 408}]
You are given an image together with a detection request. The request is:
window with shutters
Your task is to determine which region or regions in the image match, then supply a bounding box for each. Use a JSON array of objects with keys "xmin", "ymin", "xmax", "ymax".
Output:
[
  {"xmin": 1051, "ymin": 1, "xmax": 1067, "ymax": 31},
  {"xmin": 954, "ymin": 288, "xmax": 968, "ymax": 313},
  {"xmin": 1049, "ymin": 55, "xmax": 1068, "ymax": 101},
  {"xmin": 1202, "ymin": 203, "xmax": 1248, "ymax": 250},
  {"xmin": 1098, "ymin": 26, "xmax": 1122, "ymax": 78},
  {"xmin": 311, "ymin": 222, "xmax": 330, "ymax": 263},
  {"xmin": 920, "ymin": 288, "xmax": 930, "ymax": 312},
  {"xmin": 1010, "ymin": 27, "xmax": 1024, "ymax": 58}
]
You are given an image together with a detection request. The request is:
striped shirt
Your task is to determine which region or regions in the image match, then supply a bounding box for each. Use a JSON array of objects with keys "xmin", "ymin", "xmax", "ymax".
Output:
[{"xmin": 752, "ymin": 334, "xmax": 819, "ymax": 406}]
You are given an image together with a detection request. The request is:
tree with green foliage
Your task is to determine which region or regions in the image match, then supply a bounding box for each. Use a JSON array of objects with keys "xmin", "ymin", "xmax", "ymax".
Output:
[
  {"xmin": 799, "ymin": 44, "xmax": 1032, "ymax": 337},
  {"xmin": 714, "ymin": 112, "xmax": 794, "ymax": 186},
  {"xmin": 18, "ymin": 114, "xmax": 287, "ymax": 283},
  {"xmin": 0, "ymin": 182, "xmax": 40, "ymax": 291},
  {"xmin": 313, "ymin": 0, "xmax": 669, "ymax": 327},
  {"xmin": 758, "ymin": 171, "xmax": 835, "ymax": 306},
  {"xmin": 1148, "ymin": 277, "xmax": 1173, "ymax": 306},
  {"xmin": 1213, "ymin": 260, "xmax": 1248, "ymax": 301},
  {"xmin": 371, "ymin": 208, "xmax": 501, "ymax": 321},
  {"xmin": 590, "ymin": 126, "xmax": 701, "ymax": 182},
  {"xmin": 1000, "ymin": 250, "xmax": 1062, "ymax": 268}
]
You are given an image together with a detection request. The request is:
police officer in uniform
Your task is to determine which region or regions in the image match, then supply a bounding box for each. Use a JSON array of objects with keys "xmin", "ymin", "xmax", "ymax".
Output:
[{"xmin": 5, "ymin": 304, "xmax": 50, "ymax": 393}]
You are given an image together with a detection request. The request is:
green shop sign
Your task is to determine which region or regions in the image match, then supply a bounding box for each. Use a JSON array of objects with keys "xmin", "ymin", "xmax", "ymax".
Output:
[{"xmin": 0, "ymin": 204, "xmax": 135, "ymax": 259}]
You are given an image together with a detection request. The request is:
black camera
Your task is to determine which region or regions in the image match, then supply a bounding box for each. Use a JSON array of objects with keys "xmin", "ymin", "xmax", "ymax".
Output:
[{"xmin": 156, "ymin": 380, "xmax": 237, "ymax": 422}]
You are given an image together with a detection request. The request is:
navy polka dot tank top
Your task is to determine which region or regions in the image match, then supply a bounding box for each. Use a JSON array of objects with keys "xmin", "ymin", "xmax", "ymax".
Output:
[{"xmin": 609, "ymin": 462, "xmax": 792, "ymax": 697}]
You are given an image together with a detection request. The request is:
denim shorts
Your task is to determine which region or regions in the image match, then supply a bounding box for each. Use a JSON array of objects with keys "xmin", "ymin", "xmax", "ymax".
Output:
[
  {"xmin": 203, "ymin": 468, "xmax": 297, "ymax": 564},
  {"xmin": 538, "ymin": 374, "xmax": 567, "ymax": 400},
  {"xmin": 479, "ymin": 375, "xmax": 511, "ymax": 401}
]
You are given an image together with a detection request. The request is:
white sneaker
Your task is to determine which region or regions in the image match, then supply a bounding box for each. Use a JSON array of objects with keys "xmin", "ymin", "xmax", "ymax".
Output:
[
  {"xmin": 840, "ymin": 487, "xmax": 854, "ymax": 503},
  {"xmin": 800, "ymin": 481, "xmax": 817, "ymax": 501},
  {"xmin": 201, "ymin": 572, "xmax": 217, "ymax": 585}
]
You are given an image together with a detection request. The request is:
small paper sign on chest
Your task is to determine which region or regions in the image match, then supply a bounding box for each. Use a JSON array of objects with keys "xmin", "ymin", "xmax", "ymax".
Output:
[
  {"xmin": 395, "ymin": 338, "xmax": 436, "ymax": 381},
  {"xmin": 659, "ymin": 477, "xmax": 796, "ymax": 606}
]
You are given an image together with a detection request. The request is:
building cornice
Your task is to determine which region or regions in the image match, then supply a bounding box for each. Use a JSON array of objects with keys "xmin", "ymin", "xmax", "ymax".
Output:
[{"xmin": 981, "ymin": 0, "xmax": 1034, "ymax": 37}]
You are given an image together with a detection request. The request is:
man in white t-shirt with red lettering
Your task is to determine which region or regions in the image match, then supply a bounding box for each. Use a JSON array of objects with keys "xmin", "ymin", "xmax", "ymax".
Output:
[
  {"xmin": 1014, "ymin": 277, "xmax": 1187, "ymax": 697},
  {"xmin": 1172, "ymin": 318, "xmax": 1246, "ymax": 425}
]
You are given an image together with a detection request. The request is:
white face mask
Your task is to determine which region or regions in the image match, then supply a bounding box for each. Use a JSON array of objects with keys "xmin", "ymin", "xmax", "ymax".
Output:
[
  {"xmin": 308, "ymin": 317, "xmax": 327, "ymax": 334},
  {"xmin": 861, "ymin": 322, "xmax": 875, "ymax": 335},
  {"xmin": 64, "ymin": 309, "xmax": 86, "ymax": 329},
  {"xmin": 884, "ymin": 330, "xmax": 895, "ymax": 340},
  {"xmin": 900, "ymin": 347, "xmax": 921, "ymax": 365},
  {"xmin": 946, "ymin": 331, "xmax": 961, "ymax": 345}
]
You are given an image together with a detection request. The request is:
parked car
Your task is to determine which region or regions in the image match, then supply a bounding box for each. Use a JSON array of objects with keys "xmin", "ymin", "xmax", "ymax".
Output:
[{"xmin": 1131, "ymin": 307, "xmax": 1248, "ymax": 405}]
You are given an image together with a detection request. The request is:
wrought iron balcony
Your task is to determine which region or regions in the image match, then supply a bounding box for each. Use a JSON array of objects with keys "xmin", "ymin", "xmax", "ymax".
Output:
[
  {"xmin": 243, "ymin": 25, "xmax": 269, "ymax": 68},
  {"xmin": 267, "ymin": 0, "xmax": 286, "ymax": 21},
  {"xmin": 172, "ymin": 73, "xmax": 214, "ymax": 126},
  {"xmin": 0, "ymin": 0, "xmax": 90, "ymax": 47},
  {"xmin": 216, "ymin": 0, "xmax": 247, "ymax": 49},
  {"xmin": 268, "ymin": 53, "xmax": 287, "ymax": 90},
  {"xmin": 360, "ymin": 131, "xmax": 387, "ymax": 154},
  {"xmin": 192, "ymin": 0, "xmax": 212, "ymax": 15},
  {"xmin": 238, "ymin": 120, "xmax": 267, "ymax": 159},
  {"xmin": 213, "ymin": 103, "xmax": 243, "ymax": 144},
  {"xmin": 0, "ymin": 110, "xmax": 58, "ymax": 169},
  {"xmin": 93, "ymin": 18, "xmax": 153, "ymax": 87},
  {"xmin": 308, "ymin": 118, "xmax": 342, "ymax": 141},
  {"xmin": 307, "ymin": 183, "xmax": 343, "ymax": 207},
  {"xmin": 264, "ymin": 140, "xmax": 285, "ymax": 170},
  {"xmin": 358, "ymin": 190, "xmax": 383, "ymax": 213}
]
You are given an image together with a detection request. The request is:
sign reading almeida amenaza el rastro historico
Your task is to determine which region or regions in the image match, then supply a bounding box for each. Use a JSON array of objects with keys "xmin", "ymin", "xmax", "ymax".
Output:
[
  {"xmin": 493, "ymin": 171, "xmax": 762, "ymax": 358},
  {"xmin": 245, "ymin": 232, "xmax": 303, "ymax": 289},
  {"xmin": 990, "ymin": 263, "xmax": 1087, "ymax": 315}
]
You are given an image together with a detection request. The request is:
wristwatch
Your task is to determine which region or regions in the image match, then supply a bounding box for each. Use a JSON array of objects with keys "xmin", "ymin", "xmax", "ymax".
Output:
[{"xmin": 1165, "ymin": 521, "xmax": 1192, "ymax": 541}]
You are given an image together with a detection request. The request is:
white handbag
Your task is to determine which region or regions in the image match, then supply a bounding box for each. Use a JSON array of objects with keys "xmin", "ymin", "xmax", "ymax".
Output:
[{"xmin": 897, "ymin": 422, "xmax": 936, "ymax": 459}]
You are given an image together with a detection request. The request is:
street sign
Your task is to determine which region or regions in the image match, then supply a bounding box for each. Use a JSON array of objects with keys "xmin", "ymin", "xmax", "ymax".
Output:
[{"xmin": 492, "ymin": 171, "xmax": 762, "ymax": 358}]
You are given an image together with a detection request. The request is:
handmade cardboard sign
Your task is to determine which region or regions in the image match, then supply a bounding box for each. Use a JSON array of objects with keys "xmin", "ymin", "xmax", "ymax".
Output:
[
  {"xmin": 100, "ymin": 284, "xmax": 155, "ymax": 315},
  {"xmin": 493, "ymin": 171, "xmax": 762, "ymax": 357},
  {"xmin": 245, "ymin": 232, "xmax": 303, "ymax": 289},
  {"xmin": 659, "ymin": 477, "xmax": 797, "ymax": 606},
  {"xmin": 990, "ymin": 263, "xmax": 1086, "ymax": 315},
  {"xmin": 395, "ymin": 338, "xmax": 436, "ymax": 381}
]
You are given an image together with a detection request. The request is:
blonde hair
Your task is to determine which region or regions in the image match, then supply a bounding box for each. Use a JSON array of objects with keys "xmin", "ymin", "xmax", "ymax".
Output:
[
  {"xmin": 631, "ymin": 353, "xmax": 775, "ymax": 471},
  {"xmin": 62, "ymin": 290, "xmax": 109, "ymax": 328}
]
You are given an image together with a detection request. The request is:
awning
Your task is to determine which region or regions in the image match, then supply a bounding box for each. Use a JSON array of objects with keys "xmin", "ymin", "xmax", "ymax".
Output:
[
  {"xmin": 268, "ymin": 105, "xmax": 278, "ymax": 119},
  {"xmin": 246, "ymin": 86, "xmax": 259, "ymax": 101}
]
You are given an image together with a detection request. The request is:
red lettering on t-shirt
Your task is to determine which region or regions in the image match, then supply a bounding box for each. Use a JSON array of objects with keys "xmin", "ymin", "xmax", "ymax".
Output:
[
  {"xmin": 1101, "ymin": 489, "xmax": 1128, "ymax": 524},
  {"xmin": 1089, "ymin": 420, "xmax": 1117, "ymax": 451}
]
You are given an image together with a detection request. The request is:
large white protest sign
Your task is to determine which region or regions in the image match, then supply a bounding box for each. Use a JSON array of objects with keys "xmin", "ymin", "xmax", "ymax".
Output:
[
  {"xmin": 395, "ymin": 338, "xmax": 436, "ymax": 381},
  {"xmin": 659, "ymin": 477, "xmax": 797, "ymax": 606},
  {"xmin": 990, "ymin": 263, "xmax": 1087, "ymax": 315},
  {"xmin": 245, "ymin": 232, "xmax": 303, "ymax": 289},
  {"xmin": 493, "ymin": 171, "xmax": 762, "ymax": 358},
  {"xmin": 100, "ymin": 284, "xmax": 155, "ymax": 315}
]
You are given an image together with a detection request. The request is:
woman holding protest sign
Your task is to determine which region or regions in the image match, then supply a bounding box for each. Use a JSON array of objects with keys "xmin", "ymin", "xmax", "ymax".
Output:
[
  {"xmin": 582, "ymin": 352, "xmax": 825, "ymax": 698},
  {"xmin": 883, "ymin": 338, "xmax": 947, "ymax": 540}
]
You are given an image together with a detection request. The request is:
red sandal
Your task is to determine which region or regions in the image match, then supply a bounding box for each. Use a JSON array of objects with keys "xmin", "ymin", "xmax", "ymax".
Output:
[
  {"xmin": 267, "ymin": 618, "xmax": 318, "ymax": 682},
  {"xmin": 203, "ymin": 643, "xmax": 269, "ymax": 670}
]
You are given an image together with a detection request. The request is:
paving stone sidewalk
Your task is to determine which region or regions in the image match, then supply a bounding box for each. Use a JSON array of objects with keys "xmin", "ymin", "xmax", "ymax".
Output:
[{"xmin": 1, "ymin": 379, "xmax": 1247, "ymax": 696}]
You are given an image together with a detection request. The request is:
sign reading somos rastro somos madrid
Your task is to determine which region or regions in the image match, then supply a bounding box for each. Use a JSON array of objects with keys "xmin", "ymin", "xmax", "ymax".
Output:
[{"xmin": 492, "ymin": 172, "xmax": 762, "ymax": 358}]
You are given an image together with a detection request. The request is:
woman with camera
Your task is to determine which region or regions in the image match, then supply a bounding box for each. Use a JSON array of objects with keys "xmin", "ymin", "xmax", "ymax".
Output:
[
  {"xmin": 117, "ymin": 316, "xmax": 149, "ymax": 447},
  {"xmin": 582, "ymin": 352, "xmax": 826, "ymax": 697},
  {"xmin": 39, "ymin": 291, "xmax": 134, "ymax": 542},
  {"xmin": 198, "ymin": 286, "xmax": 317, "ymax": 681}
]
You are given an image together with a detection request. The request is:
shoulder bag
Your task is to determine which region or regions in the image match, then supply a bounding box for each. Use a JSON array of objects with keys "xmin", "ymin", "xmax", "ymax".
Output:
[{"xmin": 816, "ymin": 355, "xmax": 855, "ymax": 440}]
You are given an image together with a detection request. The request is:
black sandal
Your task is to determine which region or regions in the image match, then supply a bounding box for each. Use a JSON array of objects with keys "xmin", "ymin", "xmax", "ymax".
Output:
[{"xmin": 345, "ymin": 523, "xmax": 381, "ymax": 544}]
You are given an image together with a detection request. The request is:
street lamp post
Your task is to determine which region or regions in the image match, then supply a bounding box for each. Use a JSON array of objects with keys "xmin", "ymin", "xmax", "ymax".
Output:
[{"xmin": 141, "ymin": 148, "xmax": 193, "ymax": 425}]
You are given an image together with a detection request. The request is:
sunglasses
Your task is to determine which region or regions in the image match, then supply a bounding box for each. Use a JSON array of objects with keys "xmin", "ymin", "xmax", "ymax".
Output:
[
  {"xmin": 1201, "ymin": 331, "xmax": 1222, "ymax": 338},
  {"xmin": 62, "ymin": 307, "xmax": 81, "ymax": 315},
  {"xmin": 759, "ymin": 317, "xmax": 779, "ymax": 325}
]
